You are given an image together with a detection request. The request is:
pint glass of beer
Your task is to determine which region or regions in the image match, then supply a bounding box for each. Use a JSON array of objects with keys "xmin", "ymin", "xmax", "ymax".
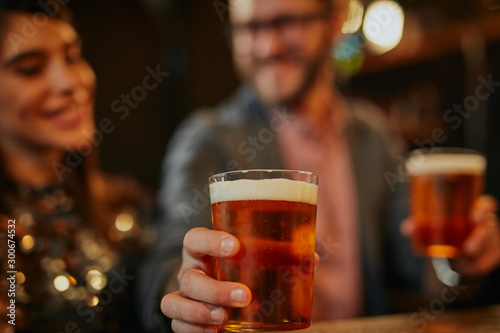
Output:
[
  {"xmin": 406, "ymin": 148, "xmax": 486, "ymax": 258},
  {"xmin": 209, "ymin": 170, "xmax": 318, "ymax": 332}
]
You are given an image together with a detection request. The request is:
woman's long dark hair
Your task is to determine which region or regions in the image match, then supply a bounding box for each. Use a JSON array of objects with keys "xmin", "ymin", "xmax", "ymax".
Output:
[
  {"xmin": 0, "ymin": 0, "xmax": 73, "ymax": 21},
  {"xmin": 0, "ymin": 0, "xmax": 75, "ymax": 42},
  {"xmin": 0, "ymin": 1, "xmax": 113, "ymax": 240},
  {"xmin": 0, "ymin": 0, "xmax": 150, "ymax": 246}
]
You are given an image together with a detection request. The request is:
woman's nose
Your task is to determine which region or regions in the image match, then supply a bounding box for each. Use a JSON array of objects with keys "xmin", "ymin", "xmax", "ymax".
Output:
[{"xmin": 47, "ymin": 59, "xmax": 80, "ymax": 95}]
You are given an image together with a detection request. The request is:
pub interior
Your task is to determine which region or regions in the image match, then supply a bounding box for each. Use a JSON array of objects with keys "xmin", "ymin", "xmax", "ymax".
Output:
[{"xmin": 73, "ymin": 0, "xmax": 500, "ymax": 331}]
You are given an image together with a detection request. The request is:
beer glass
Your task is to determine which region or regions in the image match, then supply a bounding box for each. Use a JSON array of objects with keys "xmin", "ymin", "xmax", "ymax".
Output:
[
  {"xmin": 406, "ymin": 148, "xmax": 486, "ymax": 258},
  {"xmin": 209, "ymin": 169, "xmax": 318, "ymax": 332}
]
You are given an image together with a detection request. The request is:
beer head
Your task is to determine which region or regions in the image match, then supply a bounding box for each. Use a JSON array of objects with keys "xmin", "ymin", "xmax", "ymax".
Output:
[
  {"xmin": 406, "ymin": 153, "xmax": 486, "ymax": 176},
  {"xmin": 209, "ymin": 178, "xmax": 318, "ymax": 204}
]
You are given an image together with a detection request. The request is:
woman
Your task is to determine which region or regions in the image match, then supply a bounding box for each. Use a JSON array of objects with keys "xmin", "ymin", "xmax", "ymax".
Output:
[{"xmin": 0, "ymin": 1, "xmax": 152, "ymax": 331}]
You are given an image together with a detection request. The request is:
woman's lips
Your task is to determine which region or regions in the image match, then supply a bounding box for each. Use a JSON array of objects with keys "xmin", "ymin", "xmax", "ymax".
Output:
[{"xmin": 43, "ymin": 103, "xmax": 87, "ymax": 129}]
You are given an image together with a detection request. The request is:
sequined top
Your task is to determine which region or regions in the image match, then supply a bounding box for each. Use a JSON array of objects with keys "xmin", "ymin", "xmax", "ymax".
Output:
[{"xmin": 0, "ymin": 175, "xmax": 153, "ymax": 333}]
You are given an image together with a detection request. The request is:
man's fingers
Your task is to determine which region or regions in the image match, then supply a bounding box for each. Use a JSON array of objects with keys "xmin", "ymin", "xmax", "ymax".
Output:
[
  {"xmin": 471, "ymin": 195, "xmax": 498, "ymax": 223},
  {"xmin": 456, "ymin": 207, "xmax": 500, "ymax": 278},
  {"xmin": 454, "ymin": 246, "xmax": 499, "ymax": 278},
  {"xmin": 463, "ymin": 213, "xmax": 498, "ymax": 256},
  {"xmin": 161, "ymin": 291, "xmax": 227, "ymax": 326},
  {"xmin": 179, "ymin": 269, "xmax": 251, "ymax": 307},
  {"xmin": 464, "ymin": 194, "xmax": 499, "ymax": 257},
  {"xmin": 184, "ymin": 227, "xmax": 240, "ymax": 258},
  {"xmin": 161, "ymin": 271, "xmax": 252, "ymax": 332}
]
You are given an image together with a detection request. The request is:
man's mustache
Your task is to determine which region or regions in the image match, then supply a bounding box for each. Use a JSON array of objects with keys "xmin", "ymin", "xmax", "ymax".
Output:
[{"xmin": 252, "ymin": 55, "xmax": 302, "ymax": 67}]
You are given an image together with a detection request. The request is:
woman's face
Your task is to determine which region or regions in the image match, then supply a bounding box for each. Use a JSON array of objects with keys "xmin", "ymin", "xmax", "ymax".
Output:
[{"xmin": 0, "ymin": 13, "xmax": 96, "ymax": 153}]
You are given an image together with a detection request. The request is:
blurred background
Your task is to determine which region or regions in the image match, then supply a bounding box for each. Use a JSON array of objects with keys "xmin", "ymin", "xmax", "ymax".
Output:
[{"xmin": 67, "ymin": 0, "xmax": 500, "ymax": 198}]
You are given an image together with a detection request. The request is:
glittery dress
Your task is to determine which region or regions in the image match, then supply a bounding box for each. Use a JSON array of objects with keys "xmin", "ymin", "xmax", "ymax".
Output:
[{"xmin": 0, "ymin": 176, "xmax": 153, "ymax": 333}]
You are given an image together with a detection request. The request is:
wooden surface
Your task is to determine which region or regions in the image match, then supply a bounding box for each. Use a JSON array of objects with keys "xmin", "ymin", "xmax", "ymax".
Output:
[{"xmin": 277, "ymin": 305, "xmax": 500, "ymax": 333}]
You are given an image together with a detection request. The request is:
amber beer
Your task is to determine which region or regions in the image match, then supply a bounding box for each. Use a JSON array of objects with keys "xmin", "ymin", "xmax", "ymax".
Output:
[
  {"xmin": 407, "ymin": 150, "xmax": 486, "ymax": 258},
  {"xmin": 209, "ymin": 170, "xmax": 318, "ymax": 332}
]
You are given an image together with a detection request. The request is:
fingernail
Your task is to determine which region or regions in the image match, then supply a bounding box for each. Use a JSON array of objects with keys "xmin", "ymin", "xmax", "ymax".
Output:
[
  {"xmin": 231, "ymin": 288, "xmax": 247, "ymax": 305},
  {"xmin": 211, "ymin": 307, "xmax": 224, "ymax": 324},
  {"xmin": 221, "ymin": 238, "xmax": 234, "ymax": 254}
]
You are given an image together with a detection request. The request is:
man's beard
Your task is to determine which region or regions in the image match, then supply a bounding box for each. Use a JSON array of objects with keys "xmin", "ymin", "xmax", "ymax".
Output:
[
  {"xmin": 275, "ymin": 53, "xmax": 326, "ymax": 108},
  {"xmin": 238, "ymin": 45, "xmax": 331, "ymax": 108}
]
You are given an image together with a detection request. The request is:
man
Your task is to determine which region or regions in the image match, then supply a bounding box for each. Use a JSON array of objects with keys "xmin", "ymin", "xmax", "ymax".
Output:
[{"xmin": 139, "ymin": 0, "xmax": 500, "ymax": 332}]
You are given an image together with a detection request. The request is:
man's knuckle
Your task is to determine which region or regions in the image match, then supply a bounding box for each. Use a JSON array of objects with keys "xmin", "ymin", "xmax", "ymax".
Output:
[
  {"xmin": 171, "ymin": 319, "xmax": 182, "ymax": 333},
  {"xmin": 210, "ymin": 291, "xmax": 225, "ymax": 304},
  {"xmin": 172, "ymin": 300, "xmax": 184, "ymax": 318},
  {"xmin": 160, "ymin": 295, "xmax": 171, "ymax": 316},
  {"xmin": 193, "ymin": 308, "xmax": 211, "ymax": 323},
  {"xmin": 180, "ymin": 270, "xmax": 194, "ymax": 291},
  {"xmin": 183, "ymin": 230, "xmax": 195, "ymax": 248}
]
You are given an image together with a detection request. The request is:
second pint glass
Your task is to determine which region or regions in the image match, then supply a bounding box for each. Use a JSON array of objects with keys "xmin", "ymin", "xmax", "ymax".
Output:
[
  {"xmin": 209, "ymin": 170, "xmax": 318, "ymax": 332},
  {"xmin": 406, "ymin": 148, "xmax": 486, "ymax": 258}
]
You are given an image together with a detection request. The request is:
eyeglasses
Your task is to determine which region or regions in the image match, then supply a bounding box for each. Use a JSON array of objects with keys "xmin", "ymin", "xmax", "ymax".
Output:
[{"xmin": 229, "ymin": 12, "xmax": 330, "ymax": 50}]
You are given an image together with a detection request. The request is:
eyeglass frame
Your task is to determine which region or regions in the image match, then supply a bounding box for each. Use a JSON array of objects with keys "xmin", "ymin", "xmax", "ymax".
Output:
[{"xmin": 227, "ymin": 11, "xmax": 331, "ymax": 50}]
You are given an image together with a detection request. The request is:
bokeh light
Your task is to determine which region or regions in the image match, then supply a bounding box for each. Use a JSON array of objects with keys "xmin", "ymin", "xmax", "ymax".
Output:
[
  {"xmin": 342, "ymin": 0, "xmax": 364, "ymax": 34},
  {"xmin": 362, "ymin": 0, "xmax": 405, "ymax": 54},
  {"xmin": 53, "ymin": 275, "xmax": 70, "ymax": 292},
  {"xmin": 115, "ymin": 213, "xmax": 134, "ymax": 233}
]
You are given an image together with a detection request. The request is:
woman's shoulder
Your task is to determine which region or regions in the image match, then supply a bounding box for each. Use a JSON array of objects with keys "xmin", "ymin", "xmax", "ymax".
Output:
[
  {"xmin": 93, "ymin": 172, "xmax": 152, "ymax": 208},
  {"xmin": 90, "ymin": 172, "xmax": 155, "ymax": 246}
]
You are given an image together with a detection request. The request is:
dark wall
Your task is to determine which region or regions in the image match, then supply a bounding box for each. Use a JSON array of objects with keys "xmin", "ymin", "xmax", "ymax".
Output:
[
  {"xmin": 67, "ymin": 0, "xmax": 168, "ymax": 191},
  {"xmin": 67, "ymin": 0, "xmax": 238, "ymax": 192}
]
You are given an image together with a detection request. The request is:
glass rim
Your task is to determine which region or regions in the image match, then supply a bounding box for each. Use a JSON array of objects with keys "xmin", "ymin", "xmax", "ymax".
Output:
[
  {"xmin": 209, "ymin": 169, "xmax": 318, "ymax": 184},
  {"xmin": 408, "ymin": 147, "xmax": 485, "ymax": 157},
  {"xmin": 406, "ymin": 147, "xmax": 487, "ymax": 175}
]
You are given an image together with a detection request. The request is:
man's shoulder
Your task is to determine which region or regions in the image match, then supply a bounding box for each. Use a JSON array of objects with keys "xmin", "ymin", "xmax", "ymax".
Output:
[
  {"xmin": 345, "ymin": 96, "xmax": 406, "ymax": 158},
  {"xmin": 346, "ymin": 97, "xmax": 393, "ymax": 135}
]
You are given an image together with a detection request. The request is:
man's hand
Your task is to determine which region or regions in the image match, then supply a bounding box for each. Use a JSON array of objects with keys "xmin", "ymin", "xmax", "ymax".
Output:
[
  {"xmin": 453, "ymin": 195, "xmax": 500, "ymax": 278},
  {"xmin": 401, "ymin": 195, "xmax": 500, "ymax": 279},
  {"xmin": 161, "ymin": 227, "xmax": 252, "ymax": 333}
]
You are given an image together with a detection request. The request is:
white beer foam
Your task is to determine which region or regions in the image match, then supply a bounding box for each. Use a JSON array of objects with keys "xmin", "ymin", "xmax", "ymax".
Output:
[
  {"xmin": 209, "ymin": 178, "xmax": 318, "ymax": 204},
  {"xmin": 407, "ymin": 153, "xmax": 486, "ymax": 175}
]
